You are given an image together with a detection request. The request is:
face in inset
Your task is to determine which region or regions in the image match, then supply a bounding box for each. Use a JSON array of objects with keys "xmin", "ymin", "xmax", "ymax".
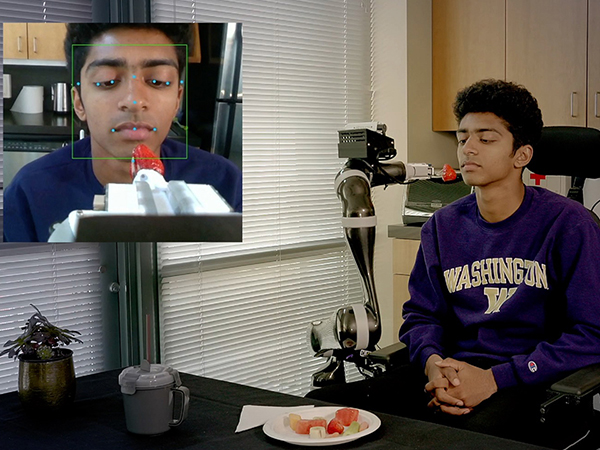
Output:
[
  {"xmin": 72, "ymin": 27, "xmax": 184, "ymax": 159},
  {"xmin": 456, "ymin": 112, "xmax": 531, "ymax": 188}
]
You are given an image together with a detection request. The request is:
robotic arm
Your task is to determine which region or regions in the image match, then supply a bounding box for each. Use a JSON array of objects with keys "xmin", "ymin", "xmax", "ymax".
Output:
[{"xmin": 309, "ymin": 122, "xmax": 457, "ymax": 386}]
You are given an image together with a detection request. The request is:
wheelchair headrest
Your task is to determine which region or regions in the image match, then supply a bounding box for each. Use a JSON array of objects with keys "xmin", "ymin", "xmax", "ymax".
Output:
[{"xmin": 527, "ymin": 127, "xmax": 600, "ymax": 179}]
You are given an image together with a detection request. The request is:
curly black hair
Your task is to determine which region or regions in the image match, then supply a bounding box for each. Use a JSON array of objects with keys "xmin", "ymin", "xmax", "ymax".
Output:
[
  {"xmin": 64, "ymin": 23, "xmax": 193, "ymax": 87},
  {"xmin": 453, "ymin": 79, "xmax": 544, "ymax": 151}
]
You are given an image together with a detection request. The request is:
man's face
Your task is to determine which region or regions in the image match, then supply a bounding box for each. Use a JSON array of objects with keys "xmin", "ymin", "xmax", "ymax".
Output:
[
  {"xmin": 72, "ymin": 28, "xmax": 183, "ymax": 159},
  {"xmin": 456, "ymin": 112, "xmax": 530, "ymax": 188}
]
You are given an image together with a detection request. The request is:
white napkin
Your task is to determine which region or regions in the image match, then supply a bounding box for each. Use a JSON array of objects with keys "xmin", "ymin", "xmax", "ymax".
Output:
[{"xmin": 235, "ymin": 405, "xmax": 314, "ymax": 433}]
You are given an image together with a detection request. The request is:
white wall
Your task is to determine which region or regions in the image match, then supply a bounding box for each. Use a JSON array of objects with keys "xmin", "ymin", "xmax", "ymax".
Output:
[
  {"xmin": 585, "ymin": 179, "xmax": 600, "ymax": 214},
  {"xmin": 370, "ymin": 0, "xmax": 408, "ymax": 346},
  {"xmin": 406, "ymin": 0, "xmax": 457, "ymax": 168}
]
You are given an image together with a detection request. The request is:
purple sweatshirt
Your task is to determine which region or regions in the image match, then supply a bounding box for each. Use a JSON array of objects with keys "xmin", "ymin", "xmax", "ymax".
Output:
[{"xmin": 399, "ymin": 186, "xmax": 600, "ymax": 389}]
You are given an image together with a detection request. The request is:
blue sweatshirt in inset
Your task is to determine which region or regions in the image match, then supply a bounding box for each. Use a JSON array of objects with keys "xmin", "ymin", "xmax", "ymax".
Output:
[{"xmin": 4, "ymin": 137, "xmax": 242, "ymax": 242}]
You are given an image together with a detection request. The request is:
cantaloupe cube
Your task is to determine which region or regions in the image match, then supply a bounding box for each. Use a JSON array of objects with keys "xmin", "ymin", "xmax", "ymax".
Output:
[{"xmin": 289, "ymin": 413, "xmax": 301, "ymax": 431}]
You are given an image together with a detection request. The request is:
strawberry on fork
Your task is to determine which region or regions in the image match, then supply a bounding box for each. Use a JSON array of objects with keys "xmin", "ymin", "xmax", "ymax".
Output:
[
  {"xmin": 439, "ymin": 163, "xmax": 457, "ymax": 182},
  {"xmin": 130, "ymin": 144, "xmax": 165, "ymax": 180}
]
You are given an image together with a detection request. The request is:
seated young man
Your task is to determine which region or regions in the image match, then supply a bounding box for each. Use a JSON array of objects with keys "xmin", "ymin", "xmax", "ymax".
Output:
[
  {"xmin": 4, "ymin": 24, "xmax": 242, "ymax": 242},
  {"xmin": 307, "ymin": 79, "xmax": 600, "ymax": 448}
]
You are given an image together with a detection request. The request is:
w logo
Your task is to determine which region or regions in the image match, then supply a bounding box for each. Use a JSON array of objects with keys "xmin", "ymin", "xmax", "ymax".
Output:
[{"xmin": 484, "ymin": 287, "xmax": 518, "ymax": 314}]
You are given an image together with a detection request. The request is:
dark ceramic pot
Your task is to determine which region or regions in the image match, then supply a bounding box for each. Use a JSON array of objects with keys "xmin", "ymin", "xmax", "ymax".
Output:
[{"xmin": 18, "ymin": 348, "xmax": 76, "ymax": 410}]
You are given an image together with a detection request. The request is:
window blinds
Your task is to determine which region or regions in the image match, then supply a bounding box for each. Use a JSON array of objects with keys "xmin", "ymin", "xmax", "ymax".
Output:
[
  {"xmin": 156, "ymin": 0, "xmax": 372, "ymax": 263},
  {"xmin": 153, "ymin": 0, "xmax": 371, "ymax": 395},
  {"xmin": 0, "ymin": 244, "xmax": 106, "ymax": 394},
  {"xmin": 160, "ymin": 248, "xmax": 363, "ymax": 395},
  {"xmin": 0, "ymin": 0, "xmax": 92, "ymax": 22},
  {"xmin": 0, "ymin": 2, "xmax": 102, "ymax": 395}
]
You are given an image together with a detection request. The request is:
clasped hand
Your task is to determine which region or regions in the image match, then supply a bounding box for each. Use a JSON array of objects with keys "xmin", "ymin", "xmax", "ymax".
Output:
[{"xmin": 424, "ymin": 355, "xmax": 498, "ymax": 416}]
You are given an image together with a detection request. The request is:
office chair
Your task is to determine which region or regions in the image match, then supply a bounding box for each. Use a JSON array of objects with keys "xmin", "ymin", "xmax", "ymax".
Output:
[
  {"xmin": 528, "ymin": 126, "xmax": 600, "ymax": 225},
  {"xmin": 526, "ymin": 126, "xmax": 600, "ymax": 449}
]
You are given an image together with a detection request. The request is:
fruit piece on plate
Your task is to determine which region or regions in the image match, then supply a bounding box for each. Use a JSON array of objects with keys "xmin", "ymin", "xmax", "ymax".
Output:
[
  {"xmin": 324, "ymin": 432, "xmax": 340, "ymax": 439},
  {"xmin": 335, "ymin": 407, "xmax": 360, "ymax": 426},
  {"xmin": 359, "ymin": 421, "xmax": 369, "ymax": 432},
  {"xmin": 309, "ymin": 426, "xmax": 326, "ymax": 439},
  {"xmin": 327, "ymin": 417, "xmax": 344, "ymax": 435},
  {"xmin": 342, "ymin": 421, "xmax": 361, "ymax": 436},
  {"xmin": 289, "ymin": 413, "xmax": 301, "ymax": 432},
  {"xmin": 295, "ymin": 418, "xmax": 327, "ymax": 435}
]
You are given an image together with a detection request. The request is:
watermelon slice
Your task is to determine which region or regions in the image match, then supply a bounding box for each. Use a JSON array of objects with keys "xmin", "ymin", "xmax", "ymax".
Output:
[
  {"xmin": 295, "ymin": 418, "xmax": 327, "ymax": 435},
  {"xmin": 335, "ymin": 408, "xmax": 359, "ymax": 426}
]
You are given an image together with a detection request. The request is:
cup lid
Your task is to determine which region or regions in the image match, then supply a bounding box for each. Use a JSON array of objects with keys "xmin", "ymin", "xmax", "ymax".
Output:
[{"xmin": 118, "ymin": 363, "xmax": 182, "ymax": 395}]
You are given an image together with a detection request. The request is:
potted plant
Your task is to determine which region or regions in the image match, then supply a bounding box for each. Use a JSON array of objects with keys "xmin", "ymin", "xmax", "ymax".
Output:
[{"xmin": 1, "ymin": 304, "xmax": 83, "ymax": 410}]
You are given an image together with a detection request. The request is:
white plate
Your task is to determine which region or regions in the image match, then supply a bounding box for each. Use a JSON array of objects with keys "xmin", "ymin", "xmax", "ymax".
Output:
[{"xmin": 262, "ymin": 406, "xmax": 381, "ymax": 447}]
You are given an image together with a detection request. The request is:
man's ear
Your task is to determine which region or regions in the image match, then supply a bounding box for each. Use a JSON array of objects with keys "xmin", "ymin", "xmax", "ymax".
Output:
[
  {"xmin": 72, "ymin": 86, "xmax": 87, "ymax": 122},
  {"xmin": 514, "ymin": 145, "xmax": 533, "ymax": 169},
  {"xmin": 174, "ymin": 84, "xmax": 184, "ymax": 117}
]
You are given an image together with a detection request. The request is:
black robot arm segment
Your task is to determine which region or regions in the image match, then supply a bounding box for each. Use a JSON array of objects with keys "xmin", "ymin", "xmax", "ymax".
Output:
[
  {"xmin": 337, "ymin": 123, "xmax": 436, "ymax": 187},
  {"xmin": 333, "ymin": 160, "xmax": 381, "ymax": 350},
  {"xmin": 371, "ymin": 160, "xmax": 436, "ymax": 187},
  {"xmin": 335, "ymin": 159, "xmax": 376, "ymax": 226}
]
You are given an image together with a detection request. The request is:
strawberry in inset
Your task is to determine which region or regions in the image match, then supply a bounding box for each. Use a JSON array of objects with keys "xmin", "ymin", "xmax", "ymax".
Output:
[{"xmin": 130, "ymin": 144, "xmax": 165, "ymax": 180}]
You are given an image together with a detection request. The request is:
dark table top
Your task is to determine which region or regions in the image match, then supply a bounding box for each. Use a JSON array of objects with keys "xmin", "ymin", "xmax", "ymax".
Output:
[{"xmin": 0, "ymin": 369, "xmax": 549, "ymax": 450}]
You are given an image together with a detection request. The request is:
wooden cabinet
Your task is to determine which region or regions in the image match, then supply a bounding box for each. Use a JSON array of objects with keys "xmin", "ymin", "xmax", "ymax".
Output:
[
  {"xmin": 3, "ymin": 23, "xmax": 67, "ymax": 61},
  {"xmin": 5, "ymin": 23, "xmax": 199, "ymax": 64},
  {"xmin": 3, "ymin": 23, "xmax": 28, "ymax": 60},
  {"xmin": 506, "ymin": 0, "xmax": 587, "ymax": 127},
  {"xmin": 589, "ymin": 0, "xmax": 600, "ymax": 130},
  {"xmin": 392, "ymin": 239, "xmax": 420, "ymax": 334},
  {"xmin": 432, "ymin": 0, "xmax": 505, "ymax": 131},
  {"xmin": 433, "ymin": 0, "xmax": 598, "ymax": 130},
  {"xmin": 188, "ymin": 24, "xmax": 202, "ymax": 63}
]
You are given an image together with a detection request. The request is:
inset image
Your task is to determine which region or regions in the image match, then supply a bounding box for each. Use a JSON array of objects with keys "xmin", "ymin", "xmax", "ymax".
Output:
[{"xmin": 3, "ymin": 22, "xmax": 242, "ymax": 242}]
